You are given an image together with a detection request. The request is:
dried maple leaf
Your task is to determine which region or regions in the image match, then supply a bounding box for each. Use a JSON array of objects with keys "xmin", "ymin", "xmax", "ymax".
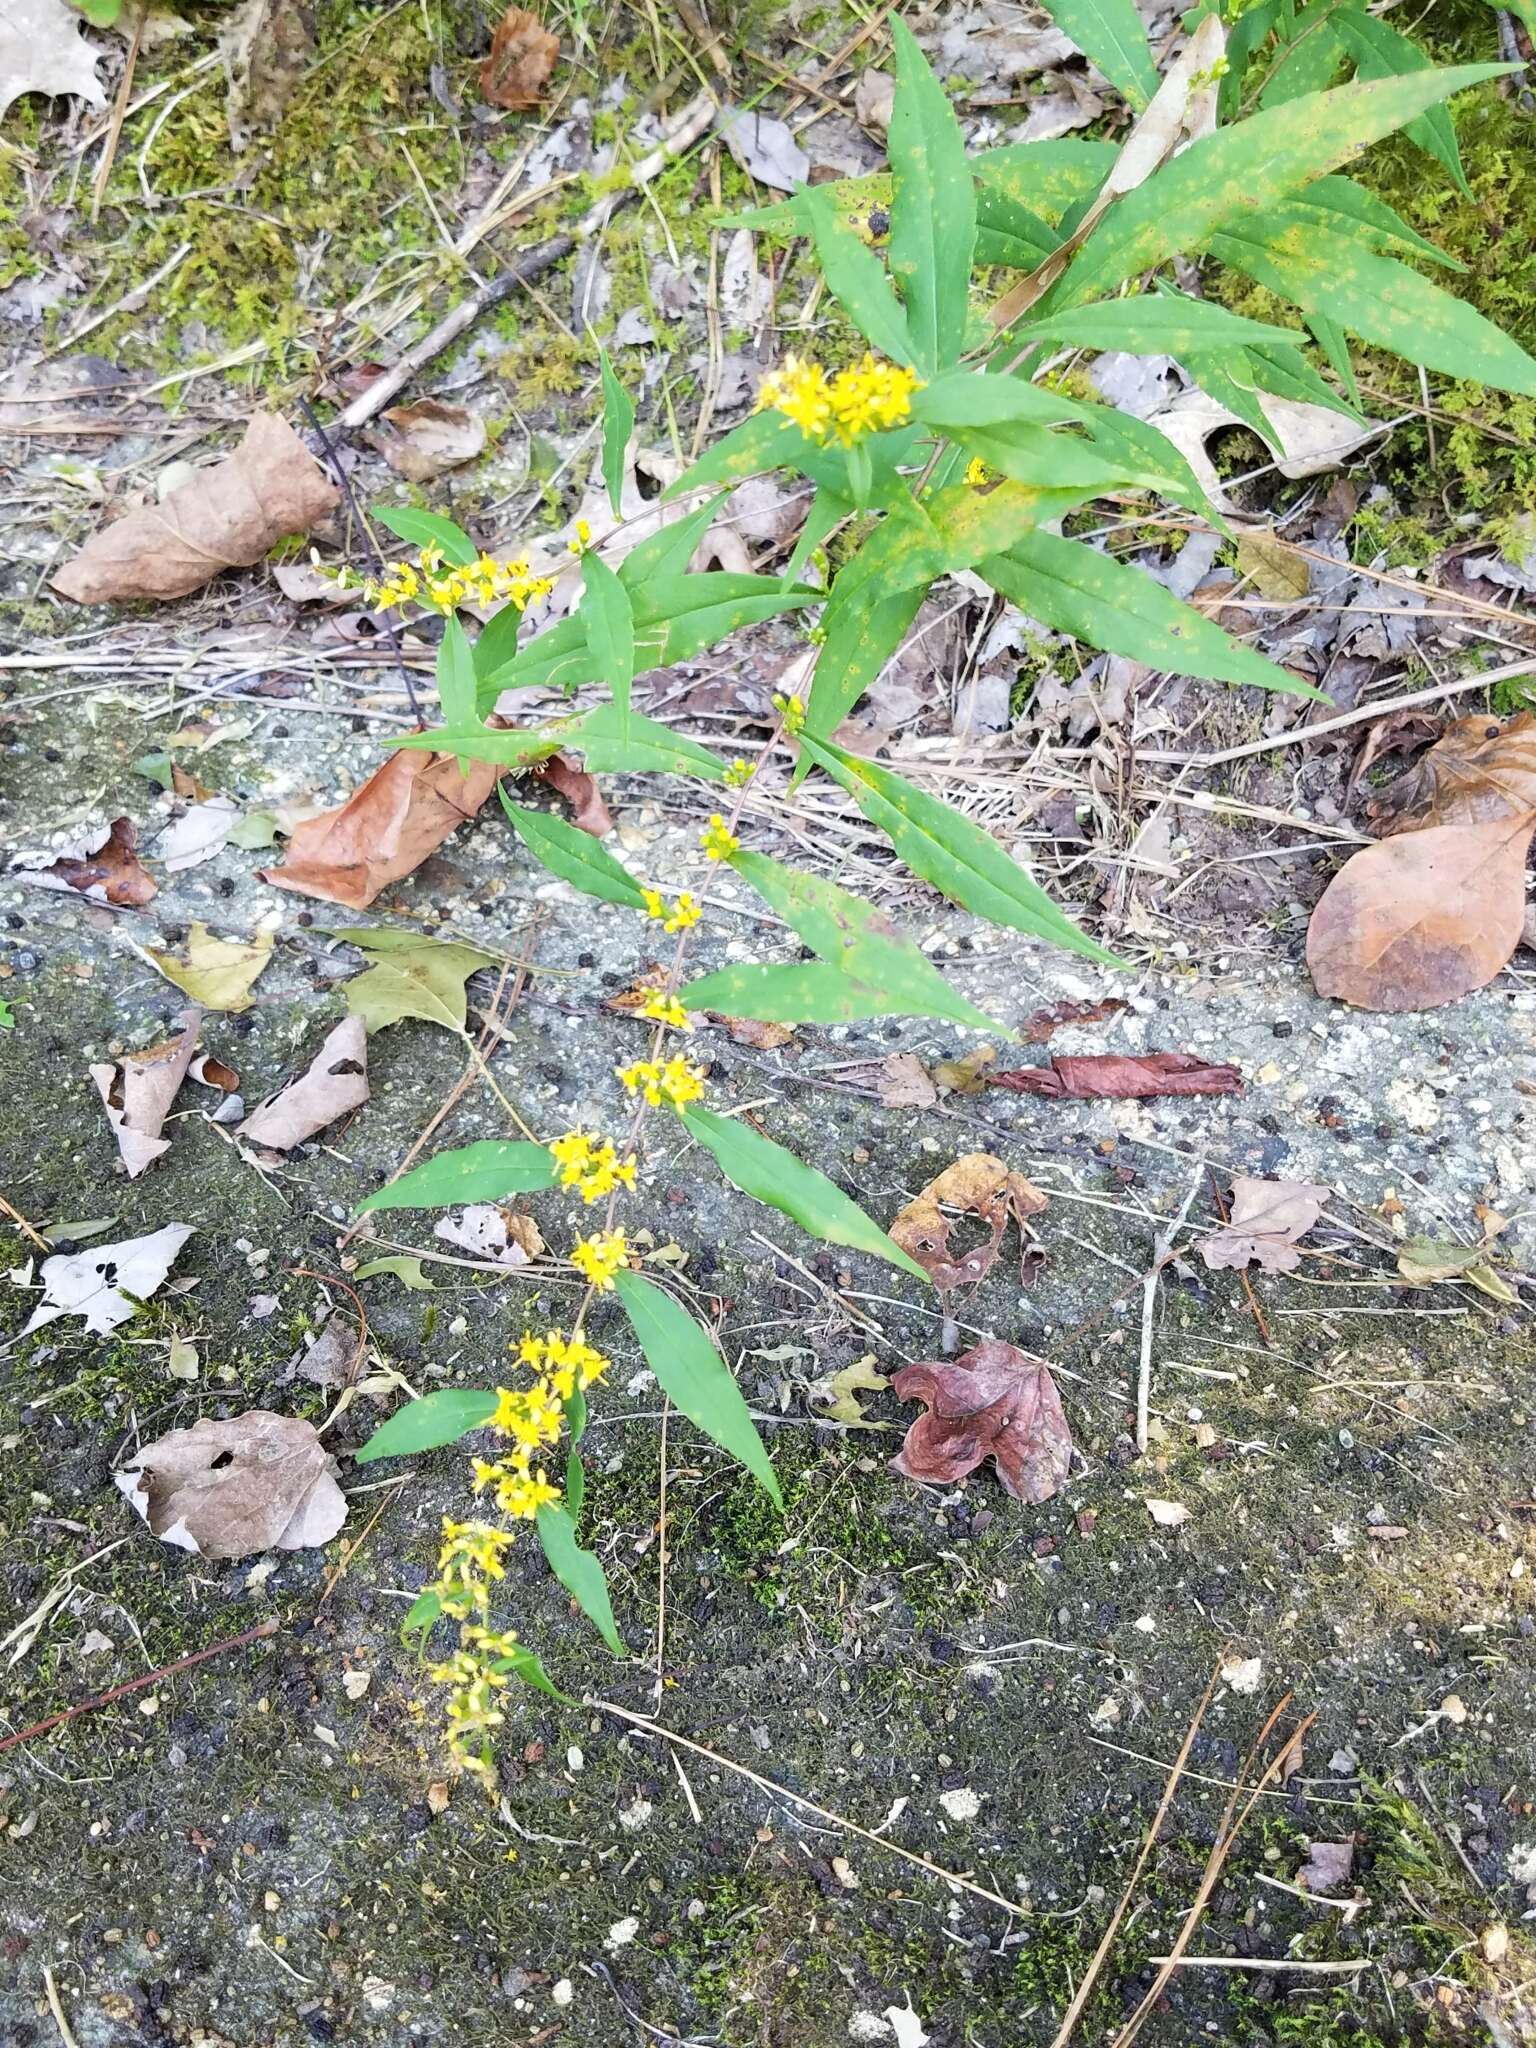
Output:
[
  {"xmin": 89, "ymin": 1007, "xmax": 202, "ymax": 1178},
  {"xmin": 1200, "ymin": 1175, "xmax": 1331, "ymax": 1275},
  {"xmin": 52, "ymin": 413, "xmax": 339, "ymax": 604},
  {"xmin": 261, "ymin": 747, "xmax": 502, "ymax": 909},
  {"xmin": 479, "ymin": 4, "xmax": 559, "ymax": 109},
  {"xmin": 367, "ymin": 398, "xmax": 486, "ymax": 482},
  {"xmin": 145, "ymin": 923, "xmax": 273, "ymax": 1012},
  {"xmin": 25, "ymin": 816, "xmax": 157, "ymax": 907},
  {"xmin": 892, "ymin": 1340, "xmax": 1072, "ymax": 1502},
  {"xmin": 991, "ymin": 1052, "xmax": 1242, "ymax": 1099},
  {"xmin": 237, "ymin": 1016, "xmax": 368, "ymax": 1157},
  {"xmin": 0, "ymin": 0, "xmax": 107, "ymax": 122},
  {"xmin": 890, "ymin": 1152, "xmax": 1047, "ymax": 1291},
  {"xmin": 115, "ymin": 1410, "xmax": 347, "ymax": 1558},
  {"xmin": 525, "ymin": 751, "xmax": 614, "ymax": 838}
]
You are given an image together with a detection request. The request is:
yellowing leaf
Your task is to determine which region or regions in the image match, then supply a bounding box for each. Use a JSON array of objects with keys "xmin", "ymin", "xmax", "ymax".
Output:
[
  {"xmin": 145, "ymin": 923, "xmax": 273, "ymax": 1012},
  {"xmin": 329, "ymin": 927, "xmax": 494, "ymax": 1033}
]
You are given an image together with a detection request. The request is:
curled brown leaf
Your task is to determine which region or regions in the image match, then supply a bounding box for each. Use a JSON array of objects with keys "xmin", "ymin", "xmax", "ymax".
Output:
[
  {"xmin": 28, "ymin": 817, "xmax": 157, "ymax": 907},
  {"xmin": 236, "ymin": 1016, "xmax": 368, "ymax": 1158},
  {"xmin": 1199, "ymin": 1175, "xmax": 1331, "ymax": 1275},
  {"xmin": 892, "ymin": 1339, "xmax": 1072, "ymax": 1503},
  {"xmin": 479, "ymin": 4, "xmax": 559, "ymax": 108},
  {"xmin": 889, "ymin": 1152, "xmax": 1047, "ymax": 1291},
  {"xmin": 991, "ymin": 1052, "xmax": 1242, "ymax": 1099},
  {"xmin": 89, "ymin": 1008, "xmax": 202, "ymax": 1178}
]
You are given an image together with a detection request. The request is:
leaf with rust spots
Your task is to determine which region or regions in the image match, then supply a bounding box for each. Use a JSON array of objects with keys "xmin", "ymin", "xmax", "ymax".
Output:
[
  {"xmin": 889, "ymin": 1152, "xmax": 1047, "ymax": 1291},
  {"xmin": 1368, "ymin": 710, "xmax": 1536, "ymax": 833},
  {"xmin": 892, "ymin": 1340, "xmax": 1071, "ymax": 1503},
  {"xmin": 1200, "ymin": 1175, "xmax": 1331, "ymax": 1275},
  {"xmin": 479, "ymin": 4, "xmax": 559, "ymax": 109},
  {"xmin": 991, "ymin": 1052, "xmax": 1242, "ymax": 1098}
]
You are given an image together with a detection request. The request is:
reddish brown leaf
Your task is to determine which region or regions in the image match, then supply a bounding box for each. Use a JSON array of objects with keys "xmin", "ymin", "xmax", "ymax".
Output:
[
  {"xmin": 526, "ymin": 751, "xmax": 614, "ymax": 838},
  {"xmin": 1020, "ymin": 996, "xmax": 1128, "ymax": 1044},
  {"xmin": 366, "ymin": 398, "xmax": 486, "ymax": 483},
  {"xmin": 52, "ymin": 413, "xmax": 339, "ymax": 604},
  {"xmin": 1368, "ymin": 710, "xmax": 1536, "ymax": 834},
  {"xmin": 1306, "ymin": 816, "xmax": 1534, "ymax": 1012},
  {"xmin": 479, "ymin": 5, "xmax": 559, "ymax": 109},
  {"xmin": 722, "ymin": 1015, "xmax": 795, "ymax": 1049},
  {"xmin": 991, "ymin": 1052, "xmax": 1242, "ymax": 1099},
  {"xmin": 1347, "ymin": 710, "xmax": 1441, "ymax": 800},
  {"xmin": 890, "ymin": 1152, "xmax": 1048, "ymax": 1291},
  {"xmin": 892, "ymin": 1339, "xmax": 1072, "ymax": 1503},
  {"xmin": 40, "ymin": 816, "xmax": 157, "ymax": 907},
  {"xmin": 260, "ymin": 748, "xmax": 502, "ymax": 909}
]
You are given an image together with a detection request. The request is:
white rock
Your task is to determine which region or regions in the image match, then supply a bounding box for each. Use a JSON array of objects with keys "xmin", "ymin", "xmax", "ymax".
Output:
[{"xmin": 938, "ymin": 1787, "xmax": 981, "ymax": 1822}]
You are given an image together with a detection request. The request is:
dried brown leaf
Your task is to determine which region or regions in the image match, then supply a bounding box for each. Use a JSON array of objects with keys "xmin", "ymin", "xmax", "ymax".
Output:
[
  {"xmin": 115, "ymin": 1410, "xmax": 347, "ymax": 1558},
  {"xmin": 1200, "ymin": 1175, "xmax": 1331, "ymax": 1275},
  {"xmin": 525, "ymin": 750, "xmax": 614, "ymax": 838},
  {"xmin": 1295, "ymin": 1840, "xmax": 1355, "ymax": 1894},
  {"xmin": 990, "ymin": 1052, "xmax": 1242, "ymax": 1099},
  {"xmin": 261, "ymin": 748, "xmax": 502, "ymax": 909},
  {"xmin": 722, "ymin": 1015, "xmax": 795, "ymax": 1049},
  {"xmin": 29, "ymin": 817, "xmax": 157, "ymax": 907},
  {"xmin": 52, "ymin": 413, "xmax": 339, "ymax": 604},
  {"xmin": 1019, "ymin": 996, "xmax": 1128, "ymax": 1044},
  {"xmin": 892, "ymin": 1339, "xmax": 1071, "ymax": 1503},
  {"xmin": 90, "ymin": 1007, "xmax": 202, "ymax": 1178},
  {"xmin": 367, "ymin": 398, "xmax": 486, "ymax": 483},
  {"xmin": 1368, "ymin": 710, "xmax": 1536, "ymax": 834},
  {"xmin": 236, "ymin": 1016, "xmax": 368, "ymax": 1156},
  {"xmin": 479, "ymin": 4, "xmax": 559, "ymax": 109},
  {"xmin": 890, "ymin": 1152, "xmax": 1048, "ymax": 1292},
  {"xmin": 877, "ymin": 1051, "xmax": 938, "ymax": 1109}
]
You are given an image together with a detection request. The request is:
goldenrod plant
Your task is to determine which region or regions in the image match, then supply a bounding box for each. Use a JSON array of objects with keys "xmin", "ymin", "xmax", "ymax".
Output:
[{"xmin": 353, "ymin": 9, "xmax": 1536, "ymax": 1772}]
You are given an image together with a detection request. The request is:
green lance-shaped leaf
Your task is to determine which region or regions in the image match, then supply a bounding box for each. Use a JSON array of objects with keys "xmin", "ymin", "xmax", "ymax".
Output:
[
  {"xmin": 949, "ymin": 420, "xmax": 1163, "ymax": 498},
  {"xmin": 974, "ymin": 137, "xmax": 1118, "ymax": 225},
  {"xmin": 804, "ymin": 578, "xmax": 928, "ymax": 751},
  {"xmin": 729, "ymin": 847, "xmax": 1002, "ymax": 1034},
  {"xmin": 488, "ymin": 1640, "xmax": 575, "ymax": 1705},
  {"xmin": 677, "ymin": 1103, "xmax": 929, "ymax": 1285},
  {"xmin": 373, "ymin": 505, "xmax": 478, "ymax": 567},
  {"xmin": 1048, "ymin": 63, "xmax": 1512, "ymax": 312},
  {"xmin": 614, "ymin": 1271, "xmax": 783, "ymax": 1503},
  {"xmin": 1036, "ymin": 0, "xmax": 1158, "ymax": 108},
  {"xmin": 619, "ymin": 491, "xmax": 728, "ymax": 585},
  {"xmin": 1218, "ymin": 0, "xmax": 1282, "ymax": 120},
  {"xmin": 798, "ymin": 731, "xmax": 1118, "ymax": 963},
  {"xmin": 1286, "ymin": 177, "xmax": 1461, "ymax": 271},
  {"xmin": 1015, "ymin": 296, "xmax": 1301, "ymax": 357},
  {"xmin": 782, "ymin": 481, "xmax": 851, "ymax": 589},
  {"xmin": 598, "ymin": 346, "xmax": 636, "ymax": 517},
  {"xmin": 561, "ymin": 701, "xmax": 726, "ymax": 780},
  {"xmin": 580, "ymin": 550, "xmax": 636, "ymax": 732},
  {"xmin": 886, "ymin": 18, "xmax": 977, "ymax": 371},
  {"xmin": 391, "ymin": 723, "xmax": 562, "ymax": 769},
  {"xmin": 1333, "ymin": 10, "xmax": 1468, "ymax": 196},
  {"xmin": 983, "ymin": 529, "xmax": 1319, "ymax": 697},
  {"xmin": 499, "ymin": 790, "xmax": 649, "ymax": 910},
  {"xmin": 1259, "ymin": 4, "xmax": 1347, "ymax": 109},
  {"xmin": 1304, "ymin": 310, "xmax": 1360, "ymax": 408},
  {"xmin": 536, "ymin": 1504, "xmax": 624, "ymax": 1655},
  {"xmin": 913, "ymin": 370, "xmax": 1087, "ymax": 433},
  {"xmin": 1210, "ymin": 217, "xmax": 1536, "ymax": 399},
  {"xmin": 664, "ymin": 404, "xmax": 919, "ymax": 509},
  {"xmin": 681, "ymin": 958, "xmax": 965, "ymax": 1028},
  {"xmin": 1245, "ymin": 341, "xmax": 1366, "ymax": 423},
  {"xmin": 435, "ymin": 612, "xmax": 478, "ymax": 730},
  {"xmin": 356, "ymin": 1388, "xmax": 499, "ymax": 1463},
  {"xmin": 805, "ymin": 187, "xmax": 919, "ymax": 367},
  {"xmin": 355, "ymin": 1138, "xmax": 559, "ymax": 1214}
]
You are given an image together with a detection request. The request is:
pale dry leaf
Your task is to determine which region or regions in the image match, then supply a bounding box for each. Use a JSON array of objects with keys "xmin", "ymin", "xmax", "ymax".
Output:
[
  {"xmin": 220, "ymin": 0, "xmax": 314, "ymax": 149},
  {"xmin": 889, "ymin": 1152, "xmax": 1048, "ymax": 1291},
  {"xmin": 237, "ymin": 1016, "xmax": 368, "ymax": 1156},
  {"xmin": 160, "ymin": 796, "xmax": 240, "ymax": 872},
  {"xmin": 22, "ymin": 1222, "xmax": 194, "ymax": 1338},
  {"xmin": 1145, "ymin": 1498, "xmax": 1190, "ymax": 1528},
  {"xmin": 0, "ymin": 0, "xmax": 107, "ymax": 122},
  {"xmin": 1200, "ymin": 1176, "xmax": 1331, "ymax": 1274},
  {"xmin": 89, "ymin": 1007, "xmax": 202, "ymax": 1177},
  {"xmin": 145, "ymin": 922, "xmax": 273, "ymax": 1012},
  {"xmin": 115, "ymin": 1409, "xmax": 347, "ymax": 1559},
  {"xmin": 53, "ymin": 413, "xmax": 339, "ymax": 604},
  {"xmin": 368, "ymin": 399, "xmax": 486, "ymax": 483},
  {"xmin": 16, "ymin": 815, "xmax": 157, "ymax": 907},
  {"xmin": 332, "ymin": 928, "xmax": 495, "ymax": 1033},
  {"xmin": 1235, "ymin": 530, "xmax": 1310, "ymax": 602},
  {"xmin": 1221, "ymin": 1654, "xmax": 1264, "ymax": 1695},
  {"xmin": 1396, "ymin": 1236, "xmax": 1518, "ymax": 1305},
  {"xmin": 853, "ymin": 67, "xmax": 894, "ymax": 131},
  {"xmin": 878, "ymin": 1052, "xmax": 937, "ymax": 1109},
  {"xmin": 433, "ymin": 1203, "xmax": 543, "ymax": 1267},
  {"xmin": 893, "ymin": 1339, "xmax": 1072, "ymax": 1503},
  {"xmin": 1295, "ymin": 1840, "xmax": 1355, "ymax": 1895},
  {"xmin": 812, "ymin": 1355, "xmax": 887, "ymax": 1427},
  {"xmin": 931, "ymin": 1046, "xmax": 996, "ymax": 1095},
  {"xmin": 1146, "ymin": 390, "xmax": 1379, "ymax": 515},
  {"xmin": 479, "ymin": 4, "xmax": 559, "ymax": 109},
  {"xmin": 717, "ymin": 105, "xmax": 809, "ymax": 191}
]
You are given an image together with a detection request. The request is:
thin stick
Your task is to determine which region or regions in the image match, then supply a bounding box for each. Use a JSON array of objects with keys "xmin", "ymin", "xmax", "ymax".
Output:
[
  {"xmin": 42, "ymin": 1968, "xmax": 81, "ymax": 2048},
  {"xmin": 90, "ymin": 2, "xmax": 144, "ymax": 222},
  {"xmin": 0, "ymin": 1619, "xmax": 279, "ymax": 1756},
  {"xmin": 0, "ymin": 1192, "xmax": 48, "ymax": 1250},
  {"xmin": 590, "ymin": 1697, "xmax": 1024, "ymax": 1918},
  {"xmin": 1050, "ymin": 1653, "xmax": 1226, "ymax": 2048},
  {"xmin": 1148, "ymin": 1956, "xmax": 1367, "ymax": 1975},
  {"xmin": 1137, "ymin": 1171, "xmax": 1203, "ymax": 1453},
  {"xmin": 652, "ymin": 1398, "xmax": 671, "ymax": 1702}
]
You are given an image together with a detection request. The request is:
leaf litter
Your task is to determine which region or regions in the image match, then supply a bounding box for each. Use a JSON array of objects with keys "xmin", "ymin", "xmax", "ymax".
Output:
[
  {"xmin": 237, "ymin": 1016, "xmax": 369, "ymax": 1160},
  {"xmin": 21, "ymin": 1222, "xmax": 194, "ymax": 1337},
  {"xmin": 892, "ymin": 1340, "xmax": 1072, "ymax": 1504},
  {"xmin": 116, "ymin": 1411, "xmax": 347, "ymax": 1558},
  {"xmin": 1198, "ymin": 1176, "xmax": 1332, "ymax": 1275},
  {"xmin": 889, "ymin": 1153, "xmax": 1048, "ymax": 1292},
  {"xmin": 144, "ymin": 923, "xmax": 273, "ymax": 1011},
  {"xmin": 16, "ymin": 816, "xmax": 157, "ymax": 908},
  {"xmin": 990, "ymin": 1051, "xmax": 1243, "ymax": 1099},
  {"xmin": 331, "ymin": 928, "xmax": 495, "ymax": 1033},
  {"xmin": 479, "ymin": 4, "xmax": 559, "ymax": 109},
  {"xmin": 90, "ymin": 1008, "xmax": 202, "ymax": 1178}
]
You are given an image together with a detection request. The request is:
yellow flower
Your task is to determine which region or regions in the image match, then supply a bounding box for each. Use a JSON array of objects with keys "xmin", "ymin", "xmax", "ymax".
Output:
[
  {"xmin": 642, "ymin": 888, "xmax": 702, "ymax": 933},
  {"xmin": 489, "ymin": 1380, "xmax": 564, "ymax": 1451},
  {"xmin": 757, "ymin": 352, "xmax": 922, "ymax": 447},
  {"xmin": 755, "ymin": 354, "xmax": 833, "ymax": 440},
  {"xmin": 472, "ymin": 1455, "xmax": 562, "ymax": 1519},
  {"xmin": 723, "ymin": 758, "xmax": 753, "ymax": 788},
  {"xmin": 639, "ymin": 991, "xmax": 691, "ymax": 1031},
  {"xmin": 964, "ymin": 456, "xmax": 991, "ymax": 486},
  {"xmin": 700, "ymin": 815, "xmax": 740, "ymax": 862},
  {"xmin": 548, "ymin": 1129, "xmax": 638, "ymax": 1204},
  {"xmin": 568, "ymin": 517, "xmax": 593, "ymax": 556},
  {"xmin": 365, "ymin": 549, "xmax": 555, "ymax": 616},
  {"xmin": 616, "ymin": 1055, "xmax": 706, "ymax": 1109},
  {"xmin": 772, "ymin": 692, "xmax": 806, "ymax": 734},
  {"xmin": 570, "ymin": 1229, "xmax": 630, "ymax": 1290}
]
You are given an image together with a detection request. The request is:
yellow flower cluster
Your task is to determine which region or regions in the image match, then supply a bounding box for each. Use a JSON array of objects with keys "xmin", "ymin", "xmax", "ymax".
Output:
[
  {"xmin": 723, "ymin": 758, "xmax": 753, "ymax": 788},
  {"xmin": 428, "ymin": 1622, "xmax": 526, "ymax": 1775},
  {"xmin": 570, "ymin": 1229, "xmax": 630, "ymax": 1290},
  {"xmin": 471, "ymin": 1455, "xmax": 561, "ymax": 1520},
  {"xmin": 436, "ymin": 1518, "xmax": 517, "ymax": 1615},
  {"xmin": 700, "ymin": 815, "xmax": 740, "ymax": 862},
  {"xmin": 567, "ymin": 517, "xmax": 593, "ymax": 556},
  {"xmin": 772, "ymin": 691, "xmax": 806, "ymax": 733},
  {"xmin": 755, "ymin": 352, "xmax": 923, "ymax": 446},
  {"xmin": 964, "ymin": 456, "xmax": 993, "ymax": 486},
  {"xmin": 548, "ymin": 1129, "xmax": 637, "ymax": 1205},
  {"xmin": 642, "ymin": 887, "xmax": 702, "ymax": 933},
  {"xmin": 639, "ymin": 991, "xmax": 691, "ymax": 1031},
  {"xmin": 367, "ymin": 546, "xmax": 556, "ymax": 616},
  {"xmin": 616, "ymin": 1055, "xmax": 706, "ymax": 1109},
  {"xmin": 513, "ymin": 1328, "xmax": 612, "ymax": 1399}
]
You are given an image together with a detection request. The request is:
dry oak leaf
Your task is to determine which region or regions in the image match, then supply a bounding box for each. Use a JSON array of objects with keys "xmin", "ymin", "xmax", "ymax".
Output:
[
  {"xmin": 0, "ymin": 0, "xmax": 107, "ymax": 122},
  {"xmin": 237, "ymin": 1015, "xmax": 368, "ymax": 1157},
  {"xmin": 890, "ymin": 1152, "xmax": 1048, "ymax": 1292},
  {"xmin": 1200, "ymin": 1175, "xmax": 1331, "ymax": 1275},
  {"xmin": 479, "ymin": 4, "xmax": 559, "ymax": 109},
  {"xmin": 52, "ymin": 413, "xmax": 339, "ymax": 604},
  {"xmin": 26, "ymin": 816, "xmax": 157, "ymax": 907},
  {"xmin": 367, "ymin": 398, "xmax": 486, "ymax": 483},
  {"xmin": 261, "ymin": 747, "xmax": 502, "ymax": 909},
  {"xmin": 991, "ymin": 1052, "xmax": 1242, "ymax": 1099},
  {"xmin": 90, "ymin": 1006, "xmax": 202, "ymax": 1178},
  {"xmin": 115, "ymin": 1410, "xmax": 347, "ymax": 1559},
  {"xmin": 892, "ymin": 1339, "xmax": 1072, "ymax": 1503}
]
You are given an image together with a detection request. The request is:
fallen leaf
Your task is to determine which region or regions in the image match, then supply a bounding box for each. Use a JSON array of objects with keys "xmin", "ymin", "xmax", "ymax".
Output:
[
  {"xmin": 330, "ymin": 927, "xmax": 494, "ymax": 1033},
  {"xmin": 220, "ymin": 0, "xmax": 314, "ymax": 149},
  {"xmin": 1396, "ymin": 1236, "xmax": 1518, "ymax": 1305},
  {"xmin": 1234, "ymin": 531, "xmax": 1310, "ymax": 602},
  {"xmin": 812, "ymin": 1355, "xmax": 887, "ymax": 1427},
  {"xmin": 89, "ymin": 1008, "xmax": 202, "ymax": 1177},
  {"xmin": 1221, "ymin": 1654, "xmax": 1264, "ymax": 1695},
  {"xmin": 237, "ymin": 1016, "xmax": 368, "ymax": 1155},
  {"xmin": 1295, "ymin": 1840, "xmax": 1355, "ymax": 1895},
  {"xmin": 524, "ymin": 751, "xmax": 614, "ymax": 838},
  {"xmin": 878, "ymin": 1052, "xmax": 937, "ymax": 1109},
  {"xmin": 721, "ymin": 1014, "xmax": 795, "ymax": 1049},
  {"xmin": 892, "ymin": 1339, "xmax": 1072, "ymax": 1503},
  {"xmin": 426, "ymin": 1780, "xmax": 451, "ymax": 1815},
  {"xmin": 20, "ymin": 816, "xmax": 157, "ymax": 907},
  {"xmin": 22, "ymin": 1222, "xmax": 194, "ymax": 1338},
  {"xmin": 261, "ymin": 748, "xmax": 504, "ymax": 909},
  {"xmin": 1347, "ymin": 709, "xmax": 1441, "ymax": 798},
  {"xmin": 434, "ymin": 1204, "xmax": 544, "ymax": 1267},
  {"xmin": 159, "ymin": 796, "xmax": 241, "ymax": 872},
  {"xmin": 354, "ymin": 1254, "xmax": 434, "ymax": 1291},
  {"xmin": 853, "ymin": 67, "xmax": 894, "ymax": 131},
  {"xmin": 52, "ymin": 413, "xmax": 339, "ymax": 604},
  {"xmin": 292, "ymin": 1311, "xmax": 359, "ymax": 1388},
  {"xmin": 0, "ymin": 0, "xmax": 107, "ymax": 123},
  {"xmin": 716, "ymin": 105, "xmax": 809, "ymax": 191},
  {"xmin": 889, "ymin": 1153, "xmax": 1048, "ymax": 1292},
  {"xmin": 367, "ymin": 399, "xmax": 486, "ymax": 483},
  {"xmin": 931, "ymin": 1045, "xmax": 996, "ymax": 1094},
  {"xmin": 990, "ymin": 1052, "xmax": 1242, "ymax": 1099},
  {"xmin": 145, "ymin": 923, "xmax": 273, "ymax": 1012},
  {"xmin": 1145, "ymin": 1498, "xmax": 1190, "ymax": 1528},
  {"xmin": 1369, "ymin": 710, "xmax": 1536, "ymax": 833},
  {"xmin": 1019, "ymin": 996, "xmax": 1128, "ymax": 1044},
  {"xmin": 479, "ymin": 4, "xmax": 559, "ymax": 108},
  {"xmin": 883, "ymin": 2002, "xmax": 930, "ymax": 2048},
  {"xmin": 1147, "ymin": 390, "xmax": 1379, "ymax": 516},
  {"xmin": 1200, "ymin": 1175, "xmax": 1331, "ymax": 1275},
  {"xmin": 115, "ymin": 1410, "xmax": 347, "ymax": 1558},
  {"xmin": 167, "ymin": 1336, "xmax": 199, "ymax": 1381}
]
